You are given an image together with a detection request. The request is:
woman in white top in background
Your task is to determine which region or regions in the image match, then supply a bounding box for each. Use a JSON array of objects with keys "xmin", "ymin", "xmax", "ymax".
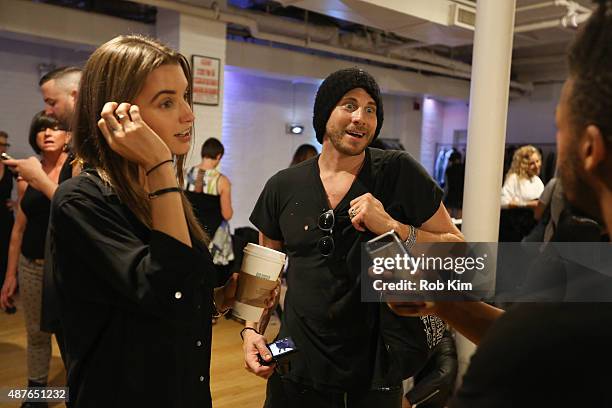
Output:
[{"xmin": 500, "ymin": 145, "xmax": 544, "ymax": 208}]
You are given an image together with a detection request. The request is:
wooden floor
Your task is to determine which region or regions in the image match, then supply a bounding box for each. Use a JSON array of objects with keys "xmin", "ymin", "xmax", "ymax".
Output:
[{"xmin": 0, "ymin": 296, "xmax": 279, "ymax": 407}]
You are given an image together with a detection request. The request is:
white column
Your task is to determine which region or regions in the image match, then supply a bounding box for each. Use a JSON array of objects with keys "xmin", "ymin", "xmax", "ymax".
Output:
[
  {"xmin": 463, "ymin": 0, "xmax": 516, "ymax": 242},
  {"xmin": 457, "ymin": 0, "xmax": 517, "ymax": 387},
  {"xmin": 156, "ymin": 10, "xmax": 227, "ymax": 169}
]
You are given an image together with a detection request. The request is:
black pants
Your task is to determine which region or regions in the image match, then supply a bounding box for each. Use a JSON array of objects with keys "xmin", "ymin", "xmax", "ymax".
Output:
[{"xmin": 264, "ymin": 373, "xmax": 402, "ymax": 408}]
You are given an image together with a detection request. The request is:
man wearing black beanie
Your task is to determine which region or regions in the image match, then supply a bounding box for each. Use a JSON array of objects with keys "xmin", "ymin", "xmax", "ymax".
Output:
[{"xmin": 245, "ymin": 67, "xmax": 464, "ymax": 407}]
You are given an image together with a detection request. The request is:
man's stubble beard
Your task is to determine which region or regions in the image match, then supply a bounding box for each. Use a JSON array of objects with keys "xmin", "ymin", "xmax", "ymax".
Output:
[{"xmin": 327, "ymin": 127, "xmax": 371, "ymax": 157}]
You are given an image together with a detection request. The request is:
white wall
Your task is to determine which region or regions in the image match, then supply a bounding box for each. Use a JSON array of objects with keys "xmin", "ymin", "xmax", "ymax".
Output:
[
  {"xmin": 220, "ymin": 70, "xmax": 318, "ymax": 229},
  {"xmin": 379, "ymin": 94, "xmax": 423, "ymax": 158},
  {"xmin": 442, "ymin": 101, "xmax": 469, "ymax": 145},
  {"xmin": 507, "ymin": 82, "xmax": 561, "ymax": 145},
  {"xmin": 178, "ymin": 14, "xmax": 227, "ymax": 170},
  {"xmin": 420, "ymin": 98, "xmax": 445, "ymax": 175}
]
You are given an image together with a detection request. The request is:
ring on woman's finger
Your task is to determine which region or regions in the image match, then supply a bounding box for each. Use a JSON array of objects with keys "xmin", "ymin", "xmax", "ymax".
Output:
[
  {"xmin": 117, "ymin": 113, "xmax": 126, "ymax": 120},
  {"xmin": 349, "ymin": 207, "xmax": 358, "ymax": 219}
]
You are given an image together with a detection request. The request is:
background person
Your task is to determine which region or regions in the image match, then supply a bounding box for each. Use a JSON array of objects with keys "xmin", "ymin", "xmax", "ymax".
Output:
[
  {"xmin": 500, "ymin": 144, "xmax": 544, "ymax": 208},
  {"xmin": 185, "ymin": 137, "xmax": 234, "ymax": 288},
  {"xmin": 4, "ymin": 67, "xmax": 83, "ymax": 367},
  {"xmin": 40, "ymin": 66, "xmax": 81, "ymax": 130},
  {"xmin": 443, "ymin": 150, "xmax": 465, "ymax": 219},
  {"xmin": 185, "ymin": 138, "xmax": 233, "ymax": 235},
  {"xmin": 0, "ymin": 130, "xmax": 15, "ymax": 288},
  {"xmin": 0, "ymin": 112, "xmax": 71, "ymax": 407}
]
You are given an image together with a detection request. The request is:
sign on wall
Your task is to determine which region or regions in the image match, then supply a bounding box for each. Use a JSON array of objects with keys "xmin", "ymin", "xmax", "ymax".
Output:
[{"xmin": 191, "ymin": 55, "xmax": 220, "ymax": 106}]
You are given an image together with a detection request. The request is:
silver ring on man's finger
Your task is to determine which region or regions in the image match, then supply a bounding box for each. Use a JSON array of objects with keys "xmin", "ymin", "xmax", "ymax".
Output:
[{"xmin": 117, "ymin": 113, "xmax": 126, "ymax": 120}]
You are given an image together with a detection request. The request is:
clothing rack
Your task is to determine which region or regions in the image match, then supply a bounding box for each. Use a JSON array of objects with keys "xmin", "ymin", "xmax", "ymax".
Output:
[{"xmin": 434, "ymin": 142, "xmax": 557, "ymax": 185}]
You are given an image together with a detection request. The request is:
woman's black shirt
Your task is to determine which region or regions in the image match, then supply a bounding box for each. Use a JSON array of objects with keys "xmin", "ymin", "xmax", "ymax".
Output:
[{"xmin": 49, "ymin": 170, "xmax": 217, "ymax": 407}]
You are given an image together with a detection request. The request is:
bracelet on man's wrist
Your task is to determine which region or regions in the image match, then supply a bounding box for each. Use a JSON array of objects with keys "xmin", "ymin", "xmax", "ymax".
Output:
[
  {"xmin": 240, "ymin": 327, "xmax": 260, "ymax": 341},
  {"xmin": 405, "ymin": 224, "xmax": 417, "ymax": 250}
]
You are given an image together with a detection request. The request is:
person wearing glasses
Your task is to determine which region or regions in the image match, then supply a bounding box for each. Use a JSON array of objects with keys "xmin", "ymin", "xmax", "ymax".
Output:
[{"xmin": 244, "ymin": 67, "xmax": 463, "ymax": 407}]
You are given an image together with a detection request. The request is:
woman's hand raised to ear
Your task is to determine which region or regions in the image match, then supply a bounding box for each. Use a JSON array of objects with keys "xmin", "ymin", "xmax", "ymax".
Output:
[{"xmin": 98, "ymin": 102, "xmax": 172, "ymax": 170}]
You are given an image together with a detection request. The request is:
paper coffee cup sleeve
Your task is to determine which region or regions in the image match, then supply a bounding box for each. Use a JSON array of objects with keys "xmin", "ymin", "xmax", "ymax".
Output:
[{"xmin": 231, "ymin": 243, "xmax": 286, "ymax": 322}]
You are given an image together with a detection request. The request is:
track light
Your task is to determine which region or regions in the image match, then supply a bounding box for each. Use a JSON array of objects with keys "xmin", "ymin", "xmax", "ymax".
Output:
[{"xmin": 286, "ymin": 124, "xmax": 304, "ymax": 135}]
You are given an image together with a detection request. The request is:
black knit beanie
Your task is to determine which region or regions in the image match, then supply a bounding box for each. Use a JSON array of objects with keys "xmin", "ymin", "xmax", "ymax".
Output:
[{"xmin": 312, "ymin": 67, "xmax": 384, "ymax": 144}]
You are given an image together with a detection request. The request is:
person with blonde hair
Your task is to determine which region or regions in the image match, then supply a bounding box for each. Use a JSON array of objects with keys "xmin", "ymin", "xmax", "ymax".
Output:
[
  {"xmin": 48, "ymin": 35, "xmax": 259, "ymax": 407},
  {"xmin": 500, "ymin": 144, "xmax": 544, "ymax": 208}
]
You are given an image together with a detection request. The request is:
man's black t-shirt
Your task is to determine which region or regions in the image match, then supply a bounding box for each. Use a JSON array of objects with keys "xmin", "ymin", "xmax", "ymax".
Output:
[
  {"xmin": 250, "ymin": 148, "xmax": 443, "ymax": 391},
  {"xmin": 451, "ymin": 303, "xmax": 612, "ymax": 407}
]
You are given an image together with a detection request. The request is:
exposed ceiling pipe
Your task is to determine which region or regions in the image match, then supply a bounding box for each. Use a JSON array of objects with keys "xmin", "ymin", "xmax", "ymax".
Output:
[
  {"xmin": 386, "ymin": 40, "xmax": 431, "ymax": 52},
  {"xmin": 129, "ymin": 0, "xmax": 532, "ymax": 92},
  {"xmin": 517, "ymin": 0, "xmax": 563, "ymax": 12},
  {"xmin": 515, "ymin": 0, "xmax": 591, "ymax": 33},
  {"xmin": 236, "ymin": 7, "xmax": 477, "ymax": 73},
  {"xmin": 516, "ymin": 0, "xmax": 591, "ymax": 14},
  {"xmin": 512, "ymin": 55, "xmax": 566, "ymax": 66},
  {"xmin": 228, "ymin": 7, "xmax": 339, "ymax": 43},
  {"xmin": 342, "ymin": 33, "xmax": 472, "ymax": 73},
  {"xmin": 515, "ymin": 10, "xmax": 590, "ymax": 32},
  {"xmin": 139, "ymin": 0, "xmax": 472, "ymax": 74}
]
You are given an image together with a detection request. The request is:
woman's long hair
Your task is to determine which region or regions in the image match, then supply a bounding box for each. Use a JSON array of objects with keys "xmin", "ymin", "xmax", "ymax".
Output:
[
  {"xmin": 506, "ymin": 145, "xmax": 541, "ymax": 181},
  {"xmin": 73, "ymin": 35, "xmax": 207, "ymax": 245}
]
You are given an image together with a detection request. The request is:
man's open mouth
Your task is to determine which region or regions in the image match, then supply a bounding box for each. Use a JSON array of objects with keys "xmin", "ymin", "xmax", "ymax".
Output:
[{"xmin": 346, "ymin": 130, "xmax": 366, "ymax": 138}]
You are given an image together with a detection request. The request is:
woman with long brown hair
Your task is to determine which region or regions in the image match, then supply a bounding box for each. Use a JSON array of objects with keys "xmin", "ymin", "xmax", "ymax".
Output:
[{"xmin": 49, "ymin": 35, "xmax": 239, "ymax": 407}]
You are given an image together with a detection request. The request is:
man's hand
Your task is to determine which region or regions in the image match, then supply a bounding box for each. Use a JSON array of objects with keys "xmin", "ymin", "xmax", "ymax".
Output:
[
  {"xmin": 348, "ymin": 193, "xmax": 395, "ymax": 235},
  {"xmin": 256, "ymin": 278, "xmax": 282, "ymax": 335},
  {"xmin": 242, "ymin": 328, "xmax": 276, "ymax": 379}
]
